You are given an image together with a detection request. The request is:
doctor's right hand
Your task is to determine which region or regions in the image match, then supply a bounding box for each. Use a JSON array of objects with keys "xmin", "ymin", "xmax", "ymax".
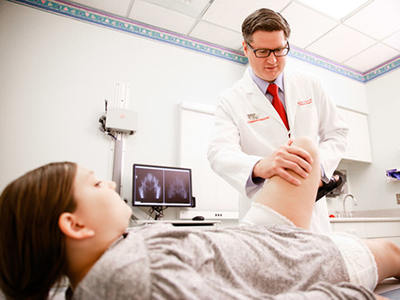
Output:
[{"xmin": 252, "ymin": 139, "xmax": 313, "ymax": 186}]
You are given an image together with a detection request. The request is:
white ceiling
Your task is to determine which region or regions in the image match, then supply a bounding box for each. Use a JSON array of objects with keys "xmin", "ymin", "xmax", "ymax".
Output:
[{"xmin": 68, "ymin": 0, "xmax": 400, "ymax": 73}]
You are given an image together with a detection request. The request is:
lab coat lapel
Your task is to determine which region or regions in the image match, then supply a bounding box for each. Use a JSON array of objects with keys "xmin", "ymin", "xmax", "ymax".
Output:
[
  {"xmin": 241, "ymin": 71, "xmax": 287, "ymax": 128},
  {"xmin": 282, "ymin": 70, "xmax": 299, "ymax": 132},
  {"xmin": 283, "ymin": 69, "xmax": 319, "ymax": 139}
]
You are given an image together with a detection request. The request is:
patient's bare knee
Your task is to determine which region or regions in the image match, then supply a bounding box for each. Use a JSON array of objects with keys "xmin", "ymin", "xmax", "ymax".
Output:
[{"xmin": 291, "ymin": 136, "xmax": 318, "ymax": 160}]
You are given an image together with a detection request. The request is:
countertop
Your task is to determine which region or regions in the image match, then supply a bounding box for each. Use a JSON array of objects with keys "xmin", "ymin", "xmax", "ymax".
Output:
[
  {"xmin": 330, "ymin": 217, "xmax": 400, "ymax": 223},
  {"xmin": 329, "ymin": 209, "xmax": 400, "ymax": 222}
]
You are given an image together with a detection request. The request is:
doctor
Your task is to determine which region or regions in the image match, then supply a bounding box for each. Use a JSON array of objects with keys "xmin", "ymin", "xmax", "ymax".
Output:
[{"xmin": 207, "ymin": 8, "xmax": 348, "ymax": 233}]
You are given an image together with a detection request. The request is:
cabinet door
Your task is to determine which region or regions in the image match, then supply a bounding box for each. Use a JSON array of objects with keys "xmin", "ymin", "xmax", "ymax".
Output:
[
  {"xmin": 179, "ymin": 103, "xmax": 239, "ymax": 219},
  {"xmin": 338, "ymin": 108, "xmax": 372, "ymax": 163},
  {"xmin": 331, "ymin": 221, "xmax": 400, "ymax": 248},
  {"xmin": 366, "ymin": 222, "xmax": 400, "ymax": 238},
  {"xmin": 331, "ymin": 222, "xmax": 368, "ymax": 238}
]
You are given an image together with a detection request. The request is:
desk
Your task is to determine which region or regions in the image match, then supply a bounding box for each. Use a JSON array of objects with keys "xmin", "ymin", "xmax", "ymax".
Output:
[{"xmin": 135, "ymin": 220, "xmax": 220, "ymax": 229}]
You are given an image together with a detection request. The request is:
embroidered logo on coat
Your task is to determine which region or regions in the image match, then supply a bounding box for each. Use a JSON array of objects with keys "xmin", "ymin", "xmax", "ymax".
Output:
[
  {"xmin": 247, "ymin": 113, "xmax": 269, "ymax": 124},
  {"xmin": 247, "ymin": 113, "xmax": 259, "ymax": 120},
  {"xmin": 247, "ymin": 117, "xmax": 270, "ymax": 124},
  {"xmin": 297, "ymin": 99, "xmax": 313, "ymax": 106}
]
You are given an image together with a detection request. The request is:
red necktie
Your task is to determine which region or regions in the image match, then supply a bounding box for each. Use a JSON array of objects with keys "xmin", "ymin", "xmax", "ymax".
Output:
[{"xmin": 267, "ymin": 83, "xmax": 289, "ymax": 131}]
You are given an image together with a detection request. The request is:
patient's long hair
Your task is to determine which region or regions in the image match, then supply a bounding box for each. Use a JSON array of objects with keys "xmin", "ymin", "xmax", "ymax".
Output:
[{"xmin": 0, "ymin": 162, "xmax": 77, "ymax": 300}]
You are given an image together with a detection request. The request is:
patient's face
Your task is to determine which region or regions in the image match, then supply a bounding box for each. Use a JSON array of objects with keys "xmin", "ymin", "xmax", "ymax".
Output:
[{"xmin": 73, "ymin": 166, "xmax": 132, "ymax": 237}]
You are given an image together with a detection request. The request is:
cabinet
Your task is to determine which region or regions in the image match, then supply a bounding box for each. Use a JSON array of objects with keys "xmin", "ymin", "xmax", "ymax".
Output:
[
  {"xmin": 330, "ymin": 219, "xmax": 400, "ymax": 247},
  {"xmin": 179, "ymin": 103, "xmax": 239, "ymax": 218},
  {"xmin": 338, "ymin": 107, "xmax": 372, "ymax": 163}
]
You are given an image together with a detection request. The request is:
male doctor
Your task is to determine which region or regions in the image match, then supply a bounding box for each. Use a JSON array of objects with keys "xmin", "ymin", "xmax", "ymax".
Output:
[{"xmin": 207, "ymin": 8, "xmax": 348, "ymax": 233}]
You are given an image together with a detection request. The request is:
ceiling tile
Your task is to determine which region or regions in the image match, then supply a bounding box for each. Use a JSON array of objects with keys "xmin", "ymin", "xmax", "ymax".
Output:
[
  {"xmin": 130, "ymin": 0, "xmax": 196, "ymax": 35},
  {"xmin": 70, "ymin": 0, "xmax": 131, "ymax": 17},
  {"xmin": 281, "ymin": 2, "xmax": 338, "ymax": 48},
  {"xmin": 344, "ymin": 0, "xmax": 400, "ymax": 40},
  {"xmin": 190, "ymin": 21, "xmax": 243, "ymax": 50},
  {"xmin": 202, "ymin": 0, "xmax": 290, "ymax": 32},
  {"xmin": 383, "ymin": 31, "xmax": 400, "ymax": 51},
  {"xmin": 343, "ymin": 42, "xmax": 400, "ymax": 72},
  {"xmin": 140, "ymin": 0, "xmax": 212, "ymax": 18},
  {"xmin": 306, "ymin": 24, "xmax": 376, "ymax": 63},
  {"xmin": 297, "ymin": 0, "xmax": 370, "ymax": 20}
]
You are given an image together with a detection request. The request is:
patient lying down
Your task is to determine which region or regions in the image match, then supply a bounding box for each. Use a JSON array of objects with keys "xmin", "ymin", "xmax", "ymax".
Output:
[{"xmin": 0, "ymin": 137, "xmax": 399, "ymax": 299}]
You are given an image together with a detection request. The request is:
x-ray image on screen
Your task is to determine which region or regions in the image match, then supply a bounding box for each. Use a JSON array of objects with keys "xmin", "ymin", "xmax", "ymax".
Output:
[
  {"xmin": 165, "ymin": 171, "xmax": 189, "ymax": 204},
  {"xmin": 132, "ymin": 164, "xmax": 194, "ymax": 207},
  {"xmin": 134, "ymin": 169, "xmax": 163, "ymax": 204}
]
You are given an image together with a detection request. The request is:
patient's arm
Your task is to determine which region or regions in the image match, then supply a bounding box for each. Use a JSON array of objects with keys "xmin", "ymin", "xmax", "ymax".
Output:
[{"xmin": 254, "ymin": 136, "xmax": 320, "ymax": 230}]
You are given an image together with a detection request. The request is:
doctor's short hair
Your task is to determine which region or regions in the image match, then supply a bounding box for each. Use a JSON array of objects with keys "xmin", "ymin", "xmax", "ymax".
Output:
[{"xmin": 242, "ymin": 8, "xmax": 291, "ymax": 43}]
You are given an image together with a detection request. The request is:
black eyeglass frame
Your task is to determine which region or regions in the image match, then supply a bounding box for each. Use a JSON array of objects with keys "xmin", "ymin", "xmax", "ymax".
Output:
[{"xmin": 246, "ymin": 41, "xmax": 290, "ymax": 58}]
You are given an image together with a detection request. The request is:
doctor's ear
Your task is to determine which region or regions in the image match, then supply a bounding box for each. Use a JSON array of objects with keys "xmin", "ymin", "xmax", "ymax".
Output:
[
  {"xmin": 58, "ymin": 212, "xmax": 95, "ymax": 239},
  {"xmin": 242, "ymin": 41, "xmax": 249, "ymax": 55}
]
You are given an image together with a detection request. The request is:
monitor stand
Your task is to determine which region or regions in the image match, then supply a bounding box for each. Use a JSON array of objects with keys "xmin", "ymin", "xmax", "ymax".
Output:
[{"xmin": 150, "ymin": 206, "xmax": 165, "ymax": 220}]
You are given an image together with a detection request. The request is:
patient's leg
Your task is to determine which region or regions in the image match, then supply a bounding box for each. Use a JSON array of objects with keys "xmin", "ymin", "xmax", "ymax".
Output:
[
  {"xmin": 363, "ymin": 239, "xmax": 400, "ymax": 283},
  {"xmin": 254, "ymin": 136, "xmax": 320, "ymax": 229}
]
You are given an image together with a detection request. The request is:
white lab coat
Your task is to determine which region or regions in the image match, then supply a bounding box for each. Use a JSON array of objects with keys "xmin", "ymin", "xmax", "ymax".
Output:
[{"xmin": 207, "ymin": 68, "xmax": 349, "ymax": 234}]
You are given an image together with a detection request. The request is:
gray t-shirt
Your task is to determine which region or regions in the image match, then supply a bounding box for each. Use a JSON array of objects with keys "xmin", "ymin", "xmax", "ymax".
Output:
[{"xmin": 69, "ymin": 224, "xmax": 375, "ymax": 299}]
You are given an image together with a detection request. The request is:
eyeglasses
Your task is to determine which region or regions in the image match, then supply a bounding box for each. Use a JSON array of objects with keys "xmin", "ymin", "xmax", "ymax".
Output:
[{"xmin": 246, "ymin": 42, "xmax": 290, "ymax": 58}]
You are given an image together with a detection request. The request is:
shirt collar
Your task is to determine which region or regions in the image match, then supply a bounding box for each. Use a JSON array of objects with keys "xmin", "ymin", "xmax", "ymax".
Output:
[{"xmin": 248, "ymin": 68, "xmax": 284, "ymax": 94}]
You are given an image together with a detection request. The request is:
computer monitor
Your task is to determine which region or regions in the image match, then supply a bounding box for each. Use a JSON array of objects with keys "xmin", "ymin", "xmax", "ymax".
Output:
[{"xmin": 132, "ymin": 164, "xmax": 195, "ymax": 218}]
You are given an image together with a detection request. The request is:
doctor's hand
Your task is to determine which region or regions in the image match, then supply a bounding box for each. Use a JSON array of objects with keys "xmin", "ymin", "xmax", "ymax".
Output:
[{"xmin": 252, "ymin": 139, "xmax": 314, "ymax": 186}]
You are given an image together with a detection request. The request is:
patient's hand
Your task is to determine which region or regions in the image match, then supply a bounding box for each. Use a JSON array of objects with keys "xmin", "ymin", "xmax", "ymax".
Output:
[
  {"xmin": 375, "ymin": 294, "xmax": 389, "ymax": 300},
  {"xmin": 252, "ymin": 138, "xmax": 313, "ymax": 186}
]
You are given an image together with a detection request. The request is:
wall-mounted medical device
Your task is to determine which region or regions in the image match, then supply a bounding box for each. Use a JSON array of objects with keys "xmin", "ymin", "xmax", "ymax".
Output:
[
  {"xmin": 105, "ymin": 107, "xmax": 138, "ymax": 134},
  {"xmin": 98, "ymin": 85, "xmax": 138, "ymax": 199},
  {"xmin": 386, "ymin": 169, "xmax": 400, "ymax": 182}
]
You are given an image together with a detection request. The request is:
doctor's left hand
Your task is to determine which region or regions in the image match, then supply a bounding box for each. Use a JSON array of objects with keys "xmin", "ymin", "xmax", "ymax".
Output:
[{"xmin": 252, "ymin": 139, "xmax": 313, "ymax": 186}]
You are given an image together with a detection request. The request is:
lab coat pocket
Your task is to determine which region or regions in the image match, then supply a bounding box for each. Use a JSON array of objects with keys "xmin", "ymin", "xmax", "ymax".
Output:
[{"xmin": 292, "ymin": 102, "xmax": 319, "ymax": 138}]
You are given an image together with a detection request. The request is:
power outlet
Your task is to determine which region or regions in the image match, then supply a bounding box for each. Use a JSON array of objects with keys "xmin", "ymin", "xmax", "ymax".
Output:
[{"xmin": 397, "ymin": 194, "xmax": 400, "ymax": 204}]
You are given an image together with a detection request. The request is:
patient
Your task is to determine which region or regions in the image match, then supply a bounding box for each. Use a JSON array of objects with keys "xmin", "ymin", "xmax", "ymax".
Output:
[{"xmin": 0, "ymin": 137, "xmax": 399, "ymax": 299}]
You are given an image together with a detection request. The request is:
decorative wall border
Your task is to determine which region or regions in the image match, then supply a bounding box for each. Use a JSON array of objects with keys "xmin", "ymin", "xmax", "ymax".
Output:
[
  {"xmin": 7, "ymin": 0, "xmax": 400, "ymax": 83},
  {"xmin": 290, "ymin": 45, "xmax": 400, "ymax": 83},
  {"xmin": 290, "ymin": 46, "xmax": 365, "ymax": 82},
  {"xmin": 363, "ymin": 57, "xmax": 400, "ymax": 82}
]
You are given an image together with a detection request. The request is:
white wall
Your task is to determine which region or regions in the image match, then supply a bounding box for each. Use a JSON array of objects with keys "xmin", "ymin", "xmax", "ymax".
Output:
[
  {"xmin": 344, "ymin": 68, "xmax": 400, "ymax": 211},
  {"xmin": 0, "ymin": 1, "xmax": 245, "ymax": 220},
  {"xmin": 284, "ymin": 61, "xmax": 400, "ymax": 213},
  {"xmin": 286, "ymin": 57, "xmax": 368, "ymax": 113},
  {"xmin": 289, "ymin": 56, "xmax": 400, "ymax": 212}
]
